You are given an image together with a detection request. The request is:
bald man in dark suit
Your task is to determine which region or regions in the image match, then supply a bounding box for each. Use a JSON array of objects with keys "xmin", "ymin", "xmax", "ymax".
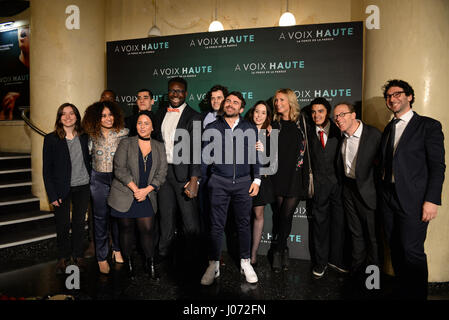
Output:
[{"xmin": 334, "ymin": 102, "xmax": 381, "ymax": 277}]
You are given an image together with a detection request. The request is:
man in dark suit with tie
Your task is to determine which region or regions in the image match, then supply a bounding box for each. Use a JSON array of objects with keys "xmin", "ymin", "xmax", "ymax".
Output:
[
  {"xmin": 308, "ymin": 97, "xmax": 347, "ymax": 278},
  {"xmin": 379, "ymin": 79, "xmax": 445, "ymax": 299},
  {"xmin": 153, "ymin": 77, "xmax": 202, "ymax": 267},
  {"xmin": 333, "ymin": 102, "xmax": 381, "ymax": 278}
]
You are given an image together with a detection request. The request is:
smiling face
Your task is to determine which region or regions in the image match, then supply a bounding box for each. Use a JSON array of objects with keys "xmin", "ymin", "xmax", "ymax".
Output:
[
  {"xmin": 60, "ymin": 106, "xmax": 77, "ymax": 129},
  {"xmin": 168, "ymin": 82, "xmax": 187, "ymax": 107},
  {"xmin": 274, "ymin": 92, "xmax": 290, "ymax": 119},
  {"xmin": 253, "ymin": 104, "xmax": 268, "ymax": 128},
  {"xmin": 385, "ymin": 86, "xmax": 412, "ymax": 117},
  {"xmin": 210, "ymin": 90, "xmax": 225, "ymax": 112},
  {"xmin": 223, "ymin": 94, "xmax": 243, "ymax": 118},
  {"xmin": 100, "ymin": 107, "xmax": 114, "ymax": 129},
  {"xmin": 333, "ymin": 104, "xmax": 356, "ymax": 134},
  {"xmin": 311, "ymin": 104, "xmax": 328, "ymax": 128},
  {"xmin": 136, "ymin": 114, "xmax": 153, "ymax": 138}
]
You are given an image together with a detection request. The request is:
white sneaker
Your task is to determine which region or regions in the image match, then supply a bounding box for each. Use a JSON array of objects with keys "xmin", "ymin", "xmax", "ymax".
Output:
[
  {"xmin": 200, "ymin": 260, "xmax": 220, "ymax": 285},
  {"xmin": 240, "ymin": 258, "xmax": 258, "ymax": 283}
]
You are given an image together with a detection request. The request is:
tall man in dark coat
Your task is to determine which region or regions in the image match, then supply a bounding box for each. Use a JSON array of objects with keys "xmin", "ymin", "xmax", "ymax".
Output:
[
  {"xmin": 379, "ymin": 79, "xmax": 445, "ymax": 299},
  {"xmin": 333, "ymin": 102, "xmax": 381, "ymax": 276}
]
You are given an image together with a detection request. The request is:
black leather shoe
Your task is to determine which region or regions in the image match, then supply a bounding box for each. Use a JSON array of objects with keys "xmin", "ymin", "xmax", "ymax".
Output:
[{"xmin": 145, "ymin": 258, "xmax": 160, "ymax": 281}]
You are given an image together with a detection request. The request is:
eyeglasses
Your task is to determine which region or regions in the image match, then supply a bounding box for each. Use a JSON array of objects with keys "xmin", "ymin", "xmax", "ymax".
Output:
[
  {"xmin": 385, "ymin": 91, "xmax": 405, "ymax": 100},
  {"xmin": 333, "ymin": 112, "xmax": 352, "ymax": 120},
  {"xmin": 168, "ymin": 89, "xmax": 185, "ymax": 94}
]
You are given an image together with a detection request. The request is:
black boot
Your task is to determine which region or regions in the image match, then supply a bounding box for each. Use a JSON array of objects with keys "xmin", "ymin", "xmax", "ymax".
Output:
[
  {"xmin": 144, "ymin": 257, "xmax": 160, "ymax": 280},
  {"xmin": 282, "ymin": 247, "xmax": 290, "ymax": 271},
  {"xmin": 272, "ymin": 251, "xmax": 282, "ymax": 273},
  {"xmin": 126, "ymin": 256, "xmax": 135, "ymax": 279}
]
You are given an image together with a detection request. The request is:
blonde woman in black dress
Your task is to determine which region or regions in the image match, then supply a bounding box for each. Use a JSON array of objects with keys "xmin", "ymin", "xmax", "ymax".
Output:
[{"xmin": 270, "ymin": 89, "xmax": 307, "ymax": 272}]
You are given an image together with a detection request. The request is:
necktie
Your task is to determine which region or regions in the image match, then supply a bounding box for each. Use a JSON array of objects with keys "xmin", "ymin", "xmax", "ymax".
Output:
[
  {"xmin": 384, "ymin": 118, "xmax": 400, "ymax": 183},
  {"xmin": 319, "ymin": 130, "xmax": 325, "ymax": 149},
  {"xmin": 167, "ymin": 108, "xmax": 180, "ymax": 112}
]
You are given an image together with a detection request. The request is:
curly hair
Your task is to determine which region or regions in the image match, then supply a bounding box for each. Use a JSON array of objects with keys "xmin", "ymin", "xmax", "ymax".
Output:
[
  {"xmin": 382, "ymin": 79, "xmax": 415, "ymax": 106},
  {"xmin": 82, "ymin": 100, "xmax": 124, "ymax": 138}
]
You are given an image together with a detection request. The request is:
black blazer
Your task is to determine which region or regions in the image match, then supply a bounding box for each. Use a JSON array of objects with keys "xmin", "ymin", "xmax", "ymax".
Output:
[
  {"xmin": 42, "ymin": 132, "xmax": 91, "ymax": 203},
  {"xmin": 379, "ymin": 111, "xmax": 445, "ymax": 213},
  {"xmin": 337, "ymin": 122, "xmax": 381, "ymax": 210},
  {"xmin": 308, "ymin": 120, "xmax": 342, "ymax": 185},
  {"xmin": 153, "ymin": 104, "xmax": 202, "ymax": 182}
]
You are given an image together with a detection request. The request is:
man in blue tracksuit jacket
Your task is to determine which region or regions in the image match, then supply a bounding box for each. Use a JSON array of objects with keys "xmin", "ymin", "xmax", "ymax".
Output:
[{"xmin": 200, "ymin": 91, "xmax": 261, "ymax": 285}]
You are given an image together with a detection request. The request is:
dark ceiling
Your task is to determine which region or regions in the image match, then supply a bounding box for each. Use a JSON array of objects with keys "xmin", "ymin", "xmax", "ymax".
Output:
[{"xmin": 0, "ymin": 0, "xmax": 29, "ymax": 17}]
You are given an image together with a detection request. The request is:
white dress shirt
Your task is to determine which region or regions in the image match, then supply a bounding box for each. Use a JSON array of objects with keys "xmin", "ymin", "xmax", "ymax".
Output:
[
  {"xmin": 161, "ymin": 102, "xmax": 187, "ymax": 164},
  {"xmin": 342, "ymin": 120, "xmax": 363, "ymax": 179}
]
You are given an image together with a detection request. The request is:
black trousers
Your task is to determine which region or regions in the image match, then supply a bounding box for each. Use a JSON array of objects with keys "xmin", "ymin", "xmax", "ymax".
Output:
[
  {"xmin": 342, "ymin": 177, "xmax": 379, "ymax": 272},
  {"xmin": 311, "ymin": 180, "xmax": 345, "ymax": 268},
  {"xmin": 157, "ymin": 164, "xmax": 200, "ymax": 257},
  {"xmin": 381, "ymin": 182, "xmax": 429, "ymax": 299},
  {"xmin": 54, "ymin": 184, "xmax": 90, "ymax": 260}
]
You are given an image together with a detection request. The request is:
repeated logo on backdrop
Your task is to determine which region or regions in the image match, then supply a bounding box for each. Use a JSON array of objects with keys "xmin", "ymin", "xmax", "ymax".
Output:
[{"xmin": 107, "ymin": 23, "xmax": 362, "ymax": 259}]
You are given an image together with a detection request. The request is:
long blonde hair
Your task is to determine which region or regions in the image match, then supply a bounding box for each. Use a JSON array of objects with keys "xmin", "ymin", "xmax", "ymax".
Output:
[{"xmin": 272, "ymin": 88, "xmax": 300, "ymax": 122}]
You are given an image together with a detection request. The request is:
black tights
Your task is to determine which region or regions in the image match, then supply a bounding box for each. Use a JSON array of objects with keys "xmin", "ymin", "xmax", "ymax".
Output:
[
  {"xmin": 117, "ymin": 217, "xmax": 155, "ymax": 259},
  {"xmin": 275, "ymin": 196, "xmax": 301, "ymax": 251}
]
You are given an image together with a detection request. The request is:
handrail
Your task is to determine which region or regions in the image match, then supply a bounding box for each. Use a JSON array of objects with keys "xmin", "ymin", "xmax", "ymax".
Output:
[{"xmin": 20, "ymin": 107, "xmax": 47, "ymax": 136}]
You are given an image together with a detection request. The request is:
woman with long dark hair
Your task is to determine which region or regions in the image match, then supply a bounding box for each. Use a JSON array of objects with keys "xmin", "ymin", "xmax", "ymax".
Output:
[
  {"xmin": 270, "ymin": 89, "xmax": 308, "ymax": 272},
  {"xmin": 245, "ymin": 101, "xmax": 275, "ymax": 266},
  {"xmin": 108, "ymin": 111, "xmax": 167, "ymax": 279},
  {"xmin": 43, "ymin": 103, "xmax": 91, "ymax": 274},
  {"xmin": 82, "ymin": 100, "xmax": 128, "ymax": 274}
]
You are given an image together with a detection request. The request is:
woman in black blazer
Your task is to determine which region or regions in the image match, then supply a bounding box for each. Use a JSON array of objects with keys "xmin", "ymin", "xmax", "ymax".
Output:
[{"xmin": 43, "ymin": 103, "xmax": 91, "ymax": 274}]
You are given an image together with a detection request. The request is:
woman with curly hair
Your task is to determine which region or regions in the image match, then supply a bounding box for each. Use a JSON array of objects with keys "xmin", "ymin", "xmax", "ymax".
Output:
[{"xmin": 82, "ymin": 100, "xmax": 128, "ymax": 274}]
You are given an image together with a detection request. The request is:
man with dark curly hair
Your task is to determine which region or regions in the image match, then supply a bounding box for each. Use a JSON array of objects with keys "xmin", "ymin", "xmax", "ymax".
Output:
[{"xmin": 379, "ymin": 79, "xmax": 445, "ymax": 299}]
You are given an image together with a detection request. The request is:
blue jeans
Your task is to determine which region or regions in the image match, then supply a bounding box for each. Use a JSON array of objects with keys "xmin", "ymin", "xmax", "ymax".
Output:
[{"xmin": 90, "ymin": 170, "xmax": 120, "ymax": 261}]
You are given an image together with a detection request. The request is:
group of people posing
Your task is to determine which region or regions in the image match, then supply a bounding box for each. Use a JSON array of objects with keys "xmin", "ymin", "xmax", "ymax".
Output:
[{"xmin": 42, "ymin": 77, "xmax": 445, "ymax": 299}]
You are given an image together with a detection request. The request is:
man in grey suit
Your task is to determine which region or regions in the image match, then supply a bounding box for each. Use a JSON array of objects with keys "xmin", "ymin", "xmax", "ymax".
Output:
[
  {"xmin": 333, "ymin": 102, "xmax": 381, "ymax": 277},
  {"xmin": 379, "ymin": 79, "xmax": 445, "ymax": 299}
]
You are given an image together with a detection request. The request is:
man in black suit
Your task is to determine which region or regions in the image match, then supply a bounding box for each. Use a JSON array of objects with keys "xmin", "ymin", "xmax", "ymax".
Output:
[
  {"xmin": 308, "ymin": 97, "xmax": 347, "ymax": 278},
  {"xmin": 153, "ymin": 77, "xmax": 202, "ymax": 265},
  {"xmin": 333, "ymin": 102, "xmax": 381, "ymax": 277},
  {"xmin": 125, "ymin": 88, "xmax": 155, "ymax": 137},
  {"xmin": 379, "ymin": 79, "xmax": 445, "ymax": 299}
]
